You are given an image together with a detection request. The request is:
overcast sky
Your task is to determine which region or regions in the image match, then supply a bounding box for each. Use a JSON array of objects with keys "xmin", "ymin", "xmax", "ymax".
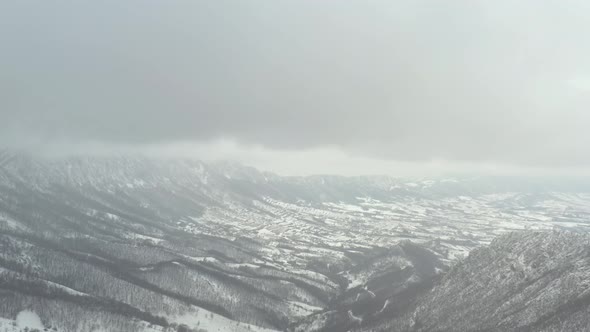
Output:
[{"xmin": 2, "ymin": 1, "xmax": 590, "ymax": 176}]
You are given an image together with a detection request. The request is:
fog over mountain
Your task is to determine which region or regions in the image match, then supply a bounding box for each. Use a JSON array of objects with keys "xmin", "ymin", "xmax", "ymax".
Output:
[
  {"xmin": 3, "ymin": 1, "xmax": 590, "ymax": 175},
  {"xmin": 2, "ymin": 1, "xmax": 590, "ymax": 332}
]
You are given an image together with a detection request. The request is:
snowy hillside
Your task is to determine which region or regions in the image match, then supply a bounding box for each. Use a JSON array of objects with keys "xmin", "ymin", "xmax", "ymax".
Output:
[{"xmin": 343, "ymin": 230, "xmax": 590, "ymax": 332}]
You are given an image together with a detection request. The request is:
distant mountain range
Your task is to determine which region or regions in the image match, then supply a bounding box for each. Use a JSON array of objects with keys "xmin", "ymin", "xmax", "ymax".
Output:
[{"xmin": 1, "ymin": 151, "xmax": 589, "ymax": 331}]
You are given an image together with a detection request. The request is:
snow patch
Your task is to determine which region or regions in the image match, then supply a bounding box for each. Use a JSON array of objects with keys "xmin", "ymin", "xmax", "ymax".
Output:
[
  {"xmin": 166, "ymin": 308, "xmax": 278, "ymax": 332},
  {"xmin": 16, "ymin": 311, "xmax": 44, "ymax": 330}
]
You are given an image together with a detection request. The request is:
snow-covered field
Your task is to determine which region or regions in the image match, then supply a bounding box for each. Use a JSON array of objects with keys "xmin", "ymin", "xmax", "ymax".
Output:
[
  {"xmin": 0, "ymin": 311, "xmax": 52, "ymax": 332},
  {"xmin": 180, "ymin": 190, "xmax": 590, "ymax": 271}
]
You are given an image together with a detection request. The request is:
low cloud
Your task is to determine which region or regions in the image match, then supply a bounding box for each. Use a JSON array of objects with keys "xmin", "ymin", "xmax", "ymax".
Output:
[{"xmin": 2, "ymin": 1, "xmax": 590, "ymax": 171}]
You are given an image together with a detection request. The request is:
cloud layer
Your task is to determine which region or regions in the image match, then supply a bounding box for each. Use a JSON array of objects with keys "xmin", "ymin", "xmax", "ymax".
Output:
[{"xmin": 2, "ymin": 1, "xmax": 590, "ymax": 169}]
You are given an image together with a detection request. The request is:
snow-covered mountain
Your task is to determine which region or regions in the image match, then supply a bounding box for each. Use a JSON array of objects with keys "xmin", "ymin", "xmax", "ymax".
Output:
[
  {"xmin": 1, "ymin": 151, "xmax": 589, "ymax": 331},
  {"xmin": 333, "ymin": 230, "xmax": 590, "ymax": 332}
]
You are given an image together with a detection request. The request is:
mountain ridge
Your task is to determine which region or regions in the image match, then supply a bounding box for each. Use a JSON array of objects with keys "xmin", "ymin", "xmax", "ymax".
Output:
[
  {"xmin": 348, "ymin": 230, "xmax": 590, "ymax": 332},
  {"xmin": 0, "ymin": 153, "xmax": 589, "ymax": 331}
]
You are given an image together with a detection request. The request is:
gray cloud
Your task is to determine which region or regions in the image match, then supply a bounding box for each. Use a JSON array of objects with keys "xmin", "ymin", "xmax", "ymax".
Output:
[{"xmin": 2, "ymin": 0, "xmax": 590, "ymax": 168}]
